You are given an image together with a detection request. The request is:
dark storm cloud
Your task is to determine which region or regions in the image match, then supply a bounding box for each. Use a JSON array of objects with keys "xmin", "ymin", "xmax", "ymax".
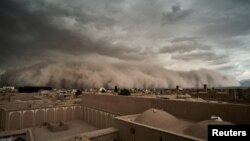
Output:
[
  {"xmin": 200, "ymin": 15, "xmax": 250, "ymax": 37},
  {"xmin": 0, "ymin": 0, "xmax": 242, "ymax": 87},
  {"xmin": 215, "ymin": 65, "xmax": 236, "ymax": 72},
  {"xmin": 166, "ymin": 37, "xmax": 198, "ymax": 43},
  {"xmin": 208, "ymin": 59, "xmax": 229, "ymax": 66},
  {"xmin": 159, "ymin": 37, "xmax": 210, "ymax": 53},
  {"xmin": 0, "ymin": 0, "xmax": 137, "ymax": 69},
  {"xmin": 194, "ymin": 0, "xmax": 250, "ymax": 37},
  {"xmin": 160, "ymin": 37, "xmax": 230, "ymax": 66},
  {"xmin": 162, "ymin": 4, "xmax": 192, "ymax": 24},
  {"xmin": 172, "ymin": 52, "xmax": 227, "ymax": 62}
]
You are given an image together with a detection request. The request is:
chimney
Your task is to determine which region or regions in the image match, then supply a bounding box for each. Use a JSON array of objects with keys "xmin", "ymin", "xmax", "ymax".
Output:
[
  {"xmin": 176, "ymin": 85, "xmax": 179, "ymax": 91},
  {"xmin": 204, "ymin": 84, "xmax": 207, "ymax": 91}
]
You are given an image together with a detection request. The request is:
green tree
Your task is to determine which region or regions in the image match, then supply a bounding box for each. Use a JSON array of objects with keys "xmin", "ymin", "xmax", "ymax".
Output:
[{"xmin": 118, "ymin": 89, "xmax": 131, "ymax": 96}]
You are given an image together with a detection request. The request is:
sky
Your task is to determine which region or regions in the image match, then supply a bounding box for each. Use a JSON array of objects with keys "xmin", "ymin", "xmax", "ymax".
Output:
[{"xmin": 0, "ymin": 0, "xmax": 249, "ymax": 88}]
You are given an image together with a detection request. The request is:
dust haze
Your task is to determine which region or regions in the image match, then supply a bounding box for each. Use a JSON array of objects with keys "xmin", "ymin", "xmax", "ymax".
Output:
[
  {"xmin": 0, "ymin": 0, "xmax": 242, "ymax": 88},
  {"xmin": 0, "ymin": 59, "xmax": 239, "ymax": 88}
]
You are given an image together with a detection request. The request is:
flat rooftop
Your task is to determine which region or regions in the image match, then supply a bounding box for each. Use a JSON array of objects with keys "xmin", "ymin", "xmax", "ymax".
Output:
[
  {"xmin": 0, "ymin": 93, "xmax": 81, "ymax": 111},
  {"xmin": 32, "ymin": 120, "xmax": 97, "ymax": 141}
]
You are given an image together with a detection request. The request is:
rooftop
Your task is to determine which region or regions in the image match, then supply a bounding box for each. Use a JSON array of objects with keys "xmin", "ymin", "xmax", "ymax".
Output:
[
  {"xmin": 32, "ymin": 120, "xmax": 96, "ymax": 141},
  {"xmin": 117, "ymin": 108, "xmax": 234, "ymax": 140},
  {"xmin": 0, "ymin": 93, "xmax": 81, "ymax": 111}
]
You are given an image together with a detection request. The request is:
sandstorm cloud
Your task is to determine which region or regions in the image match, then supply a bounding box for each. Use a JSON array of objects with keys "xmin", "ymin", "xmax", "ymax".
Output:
[
  {"xmin": 0, "ymin": 0, "xmax": 245, "ymax": 88},
  {"xmin": 0, "ymin": 61, "xmax": 239, "ymax": 89}
]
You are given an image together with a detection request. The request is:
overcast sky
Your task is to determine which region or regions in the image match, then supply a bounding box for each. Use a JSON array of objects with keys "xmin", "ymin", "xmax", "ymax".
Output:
[{"xmin": 0, "ymin": 0, "xmax": 249, "ymax": 87}]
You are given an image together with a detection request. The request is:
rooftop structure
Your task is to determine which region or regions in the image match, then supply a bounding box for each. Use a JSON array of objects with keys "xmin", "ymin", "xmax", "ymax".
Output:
[{"xmin": 0, "ymin": 89, "xmax": 249, "ymax": 141}]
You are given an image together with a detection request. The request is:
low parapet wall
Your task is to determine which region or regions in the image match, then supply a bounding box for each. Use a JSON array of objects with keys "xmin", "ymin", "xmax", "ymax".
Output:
[
  {"xmin": 82, "ymin": 94, "xmax": 250, "ymax": 124},
  {"xmin": 82, "ymin": 106, "xmax": 119, "ymax": 129},
  {"xmin": 52, "ymin": 127, "xmax": 118, "ymax": 141},
  {"xmin": 115, "ymin": 116, "xmax": 203, "ymax": 141},
  {"xmin": 0, "ymin": 105, "xmax": 82, "ymax": 131},
  {"xmin": 82, "ymin": 94, "xmax": 153, "ymax": 115},
  {"xmin": 154, "ymin": 99, "xmax": 250, "ymax": 124},
  {"xmin": 0, "ymin": 128, "xmax": 34, "ymax": 141}
]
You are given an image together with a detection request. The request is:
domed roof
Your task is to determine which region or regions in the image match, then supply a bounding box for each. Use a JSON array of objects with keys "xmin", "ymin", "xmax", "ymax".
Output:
[
  {"xmin": 134, "ymin": 108, "xmax": 179, "ymax": 130},
  {"xmin": 183, "ymin": 120, "xmax": 234, "ymax": 139}
]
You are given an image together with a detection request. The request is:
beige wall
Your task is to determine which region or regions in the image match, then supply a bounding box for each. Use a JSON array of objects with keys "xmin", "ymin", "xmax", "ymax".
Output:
[
  {"xmin": 9, "ymin": 111, "xmax": 21, "ymax": 130},
  {"xmin": 0, "ymin": 129, "xmax": 35, "ymax": 141},
  {"xmin": 23, "ymin": 110, "xmax": 34, "ymax": 128},
  {"xmin": 46, "ymin": 108, "xmax": 55, "ymax": 123},
  {"xmin": 82, "ymin": 94, "xmax": 250, "ymax": 124},
  {"xmin": 0, "ymin": 109, "xmax": 4, "ymax": 130},
  {"xmin": 82, "ymin": 106, "xmax": 118, "ymax": 129},
  {"xmin": 1, "ymin": 105, "xmax": 82, "ymax": 131},
  {"xmin": 89, "ymin": 132, "xmax": 118, "ymax": 141},
  {"xmin": 74, "ymin": 106, "xmax": 81, "ymax": 120},
  {"xmin": 65, "ymin": 107, "xmax": 73, "ymax": 121},
  {"xmin": 52, "ymin": 128, "xmax": 118, "ymax": 141},
  {"xmin": 154, "ymin": 99, "xmax": 250, "ymax": 124},
  {"xmin": 34, "ymin": 109, "xmax": 45, "ymax": 126},
  {"xmin": 114, "ymin": 118, "xmax": 201, "ymax": 141},
  {"xmin": 55, "ymin": 108, "xmax": 64, "ymax": 122},
  {"xmin": 190, "ymin": 93, "xmax": 235, "ymax": 101},
  {"xmin": 82, "ymin": 94, "xmax": 153, "ymax": 115},
  {"xmin": 2, "ymin": 94, "xmax": 250, "ymax": 131}
]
